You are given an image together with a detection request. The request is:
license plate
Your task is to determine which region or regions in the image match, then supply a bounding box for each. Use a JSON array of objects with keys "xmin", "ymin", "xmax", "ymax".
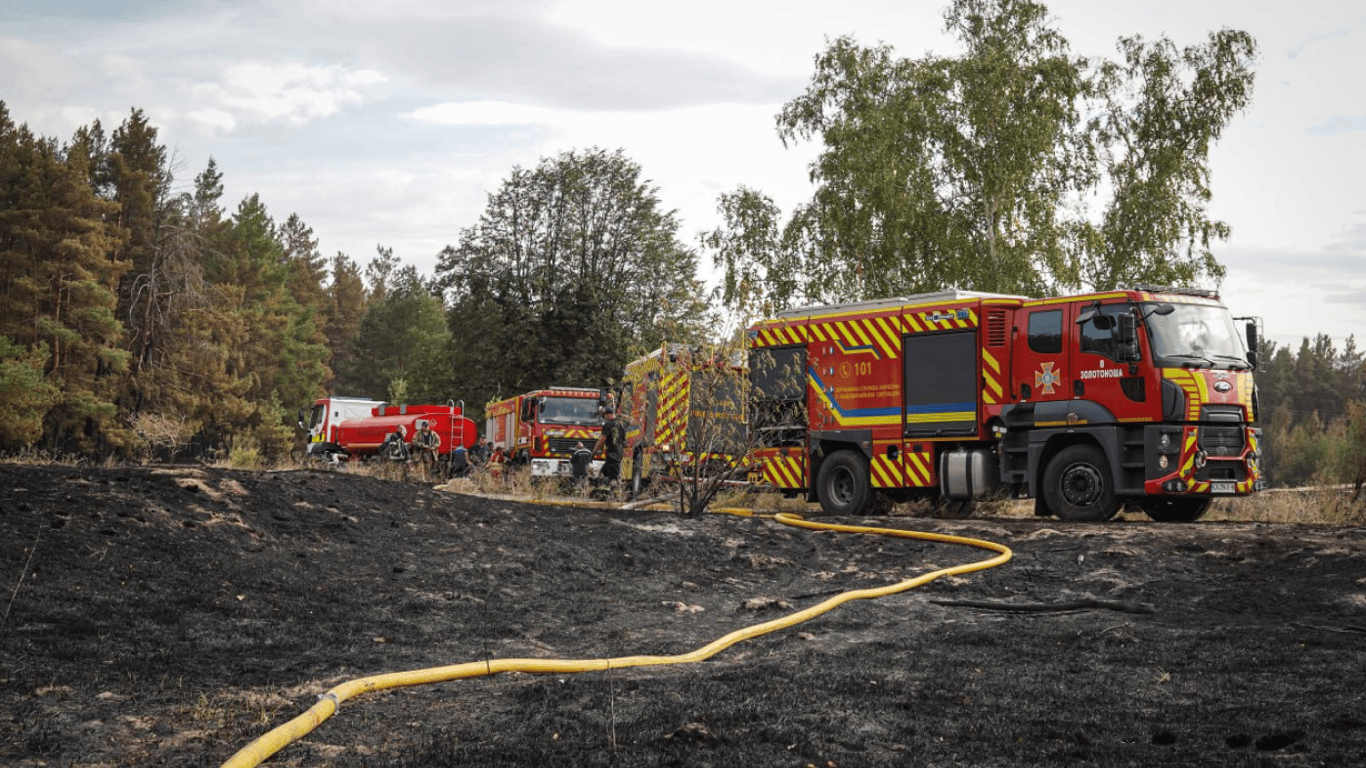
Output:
[{"xmin": 1211, "ymin": 482, "xmax": 1235, "ymax": 494}]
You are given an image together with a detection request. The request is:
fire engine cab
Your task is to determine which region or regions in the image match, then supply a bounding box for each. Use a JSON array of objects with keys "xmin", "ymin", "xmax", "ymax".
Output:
[
  {"xmin": 485, "ymin": 387, "xmax": 607, "ymax": 477},
  {"xmin": 748, "ymin": 287, "xmax": 1263, "ymax": 522}
]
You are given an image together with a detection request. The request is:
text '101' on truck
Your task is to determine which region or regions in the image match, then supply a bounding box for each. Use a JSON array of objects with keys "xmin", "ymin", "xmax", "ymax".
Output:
[
  {"xmin": 484, "ymin": 387, "xmax": 607, "ymax": 477},
  {"xmin": 748, "ymin": 286, "xmax": 1264, "ymax": 522}
]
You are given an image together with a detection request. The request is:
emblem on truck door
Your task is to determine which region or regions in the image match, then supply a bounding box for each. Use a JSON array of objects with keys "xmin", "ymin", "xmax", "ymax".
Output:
[{"xmin": 1035, "ymin": 362, "xmax": 1061, "ymax": 395}]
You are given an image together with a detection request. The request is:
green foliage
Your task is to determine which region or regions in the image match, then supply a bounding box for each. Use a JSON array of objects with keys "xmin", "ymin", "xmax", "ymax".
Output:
[
  {"xmin": 0, "ymin": 102, "xmax": 129, "ymax": 455},
  {"xmin": 702, "ymin": 187, "xmax": 803, "ymax": 318},
  {"xmin": 1080, "ymin": 30, "xmax": 1256, "ymax": 289},
  {"xmin": 1256, "ymin": 334, "xmax": 1366, "ymax": 486},
  {"xmin": 712, "ymin": 0, "xmax": 1257, "ymax": 311},
  {"xmin": 346, "ymin": 264, "xmax": 451, "ymax": 403},
  {"xmin": 437, "ymin": 147, "xmax": 708, "ymax": 420},
  {"xmin": 0, "ymin": 102, "xmax": 335, "ymax": 462},
  {"xmin": 1340, "ymin": 401, "xmax": 1366, "ymax": 500},
  {"xmin": 0, "ymin": 337, "xmax": 59, "ymax": 446},
  {"xmin": 322, "ymin": 252, "xmax": 368, "ymax": 393}
]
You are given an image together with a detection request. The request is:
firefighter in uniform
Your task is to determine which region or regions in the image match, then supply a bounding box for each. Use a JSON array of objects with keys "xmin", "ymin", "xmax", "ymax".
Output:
[
  {"xmin": 448, "ymin": 442, "xmax": 470, "ymax": 479},
  {"xmin": 592, "ymin": 408, "xmax": 626, "ymax": 484},
  {"xmin": 411, "ymin": 420, "xmax": 441, "ymax": 481},
  {"xmin": 381, "ymin": 426, "xmax": 408, "ymax": 462},
  {"xmin": 567, "ymin": 440, "xmax": 593, "ymax": 493}
]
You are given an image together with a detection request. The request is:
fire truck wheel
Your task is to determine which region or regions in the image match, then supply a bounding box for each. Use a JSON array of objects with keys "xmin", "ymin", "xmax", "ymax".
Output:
[
  {"xmin": 933, "ymin": 498, "xmax": 975, "ymax": 519},
  {"xmin": 1141, "ymin": 497, "xmax": 1211, "ymax": 523},
  {"xmin": 629, "ymin": 461, "xmax": 645, "ymax": 499},
  {"xmin": 816, "ymin": 450, "xmax": 873, "ymax": 516},
  {"xmin": 1042, "ymin": 445, "xmax": 1120, "ymax": 522}
]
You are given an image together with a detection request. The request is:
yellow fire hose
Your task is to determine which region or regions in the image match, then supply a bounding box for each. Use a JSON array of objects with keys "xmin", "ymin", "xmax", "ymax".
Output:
[{"xmin": 218, "ymin": 512, "xmax": 1012, "ymax": 768}]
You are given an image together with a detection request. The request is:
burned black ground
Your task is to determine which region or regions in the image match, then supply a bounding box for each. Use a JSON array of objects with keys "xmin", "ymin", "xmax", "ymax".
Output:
[{"xmin": 1, "ymin": 463, "xmax": 1364, "ymax": 767}]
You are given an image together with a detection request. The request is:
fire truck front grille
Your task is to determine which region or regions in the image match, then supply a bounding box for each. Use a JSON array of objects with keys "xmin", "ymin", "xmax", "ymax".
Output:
[
  {"xmin": 1195, "ymin": 463, "xmax": 1248, "ymax": 482},
  {"xmin": 1199, "ymin": 426, "xmax": 1245, "ymax": 457},
  {"xmin": 547, "ymin": 438, "xmax": 584, "ymax": 455}
]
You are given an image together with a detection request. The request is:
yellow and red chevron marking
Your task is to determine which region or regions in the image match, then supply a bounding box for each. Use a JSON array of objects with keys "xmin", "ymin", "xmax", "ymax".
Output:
[
  {"xmin": 1163, "ymin": 369, "xmax": 1206, "ymax": 421},
  {"xmin": 557, "ymin": 427, "xmax": 597, "ymax": 441},
  {"xmin": 1178, "ymin": 427, "xmax": 1200, "ymax": 478},
  {"xmin": 752, "ymin": 321, "xmax": 809, "ymax": 348},
  {"xmin": 808, "ymin": 315, "xmax": 902, "ymax": 360},
  {"xmin": 1239, "ymin": 428, "xmax": 1262, "ymax": 492},
  {"xmin": 485, "ymin": 397, "xmax": 517, "ymax": 418},
  {"xmin": 870, "ymin": 452, "xmax": 904, "ymax": 488},
  {"xmin": 760, "ymin": 452, "xmax": 805, "ymax": 489},
  {"xmin": 1236, "ymin": 371, "xmax": 1255, "ymax": 412},
  {"xmin": 981, "ymin": 348, "xmax": 1003, "ymax": 405},
  {"xmin": 905, "ymin": 450, "xmax": 935, "ymax": 487},
  {"xmin": 903, "ymin": 306, "xmax": 979, "ymax": 334},
  {"xmin": 657, "ymin": 370, "xmax": 688, "ymax": 446}
]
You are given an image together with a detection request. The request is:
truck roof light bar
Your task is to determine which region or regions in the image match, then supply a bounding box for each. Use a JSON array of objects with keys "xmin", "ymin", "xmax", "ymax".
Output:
[{"xmin": 1132, "ymin": 285, "xmax": 1218, "ymax": 299}]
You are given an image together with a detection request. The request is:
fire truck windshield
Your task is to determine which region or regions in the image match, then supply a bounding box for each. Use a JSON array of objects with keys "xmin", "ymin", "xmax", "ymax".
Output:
[
  {"xmin": 1144, "ymin": 302, "xmax": 1250, "ymax": 369},
  {"xmin": 538, "ymin": 396, "xmax": 601, "ymax": 426}
]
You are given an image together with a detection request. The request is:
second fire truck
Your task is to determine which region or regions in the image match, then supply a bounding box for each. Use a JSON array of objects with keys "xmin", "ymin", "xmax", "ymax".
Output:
[
  {"xmin": 748, "ymin": 286, "xmax": 1264, "ymax": 522},
  {"xmin": 617, "ymin": 344, "xmax": 748, "ymax": 496},
  {"xmin": 485, "ymin": 387, "xmax": 607, "ymax": 477}
]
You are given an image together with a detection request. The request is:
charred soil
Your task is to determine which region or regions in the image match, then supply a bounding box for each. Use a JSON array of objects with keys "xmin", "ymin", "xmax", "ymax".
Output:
[{"xmin": 2, "ymin": 463, "xmax": 1365, "ymax": 767}]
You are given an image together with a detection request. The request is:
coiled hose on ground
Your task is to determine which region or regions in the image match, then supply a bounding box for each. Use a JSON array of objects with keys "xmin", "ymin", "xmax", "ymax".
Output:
[{"xmin": 218, "ymin": 512, "xmax": 1013, "ymax": 768}]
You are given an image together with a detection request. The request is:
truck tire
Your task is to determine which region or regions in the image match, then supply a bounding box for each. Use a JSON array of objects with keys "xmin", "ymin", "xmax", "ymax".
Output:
[
  {"xmin": 1141, "ymin": 497, "xmax": 1211, "ymax": 523},
  {"xmin": 1042, "ymin": 444, "xmax": 1120, "ymax": 522},
  {"xmin": 629, "ymin": 454, "xmax": 646, "ymax": 500},
  {"xmin": 933, "ymin": 497, "xmax": 976, "ymax": 519},
  {"xmin": 816, "ymin": 450, "xmax": 873, "ymax": 516}
]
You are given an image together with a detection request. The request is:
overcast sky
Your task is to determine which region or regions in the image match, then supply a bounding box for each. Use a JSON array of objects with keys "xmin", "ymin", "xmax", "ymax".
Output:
[{"xmin": 3, "ymin": 0, "xmax": 1364, "ymax": 350}]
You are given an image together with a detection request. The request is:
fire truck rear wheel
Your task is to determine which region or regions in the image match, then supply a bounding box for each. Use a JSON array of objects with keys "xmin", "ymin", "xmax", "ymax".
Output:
[
  {"xmin": 1043, "ymin": 444, "xmax": 1120, "ymax": 522},
  {"xmin": 1141, "ymin": 497, "xmax": 1211, "ymax": 523},
  {"xmin": 817, "ymin": 450, "xmax": 874, "ymax": 516}
]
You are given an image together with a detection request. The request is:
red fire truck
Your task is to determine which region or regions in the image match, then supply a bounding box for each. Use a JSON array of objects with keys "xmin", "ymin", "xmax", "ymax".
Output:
[
  {"xmin": 301, "ymin": 397, "xmax": 477, "ymax": 464},
  {"xmin": 747, "ymin": 287, "xmax": 1263, "ymax": 522},
  {"xmin": 617, "ymin": 344, "xmax": 748, "ymax": 496},
  {"xmin": 484, "ymin": 387, "xmax": 606, "ymax": 477}
]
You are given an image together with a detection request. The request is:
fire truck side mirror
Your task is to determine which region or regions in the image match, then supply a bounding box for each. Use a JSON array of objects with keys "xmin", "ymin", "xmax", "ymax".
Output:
[
  {"xmin": 1116, "ymin": 313, "xmax": 1139, "ymax": 362},
  {"xmin": 1246, "ymin": 322, "xmax": 1260, "ymax": 368},
  {"xmin": 1077, "ymin": 305, "xmax": 1111, "ymax": 331}
]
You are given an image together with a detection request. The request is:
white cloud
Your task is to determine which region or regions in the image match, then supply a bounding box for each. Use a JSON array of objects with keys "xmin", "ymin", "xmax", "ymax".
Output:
[
  {"xmin": 408, "ymin": 100, "xmax": 560, "ymax": 127},
  {"xmin": 184, "ymin": 107, "xmax": 237, "ymax": 134},
  {"xmin": 0, "ymin": 36, "xmax": 76, "ymax": 97},
  {"xmin": 1307, "ymin": 114, "xmax": 1366, "ymax": 136},
  {"xmin": 188, "ymin": 62, "xmax": 388, "ymax": 128}
]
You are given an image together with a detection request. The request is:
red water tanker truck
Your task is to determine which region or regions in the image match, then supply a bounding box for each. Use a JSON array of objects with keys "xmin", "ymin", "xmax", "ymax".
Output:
[{"xmin": 301, "ymin": 397, "xmax": 477, "ymax": 463}]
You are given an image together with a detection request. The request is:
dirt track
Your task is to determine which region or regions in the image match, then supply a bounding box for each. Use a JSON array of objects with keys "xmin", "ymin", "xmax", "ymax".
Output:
[{"xmin": 2, "ymin": 463, "xmax": 1364, "ymax": 767}]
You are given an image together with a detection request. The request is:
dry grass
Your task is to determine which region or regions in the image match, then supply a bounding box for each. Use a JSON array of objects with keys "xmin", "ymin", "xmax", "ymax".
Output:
[
  {"xmin": 16, "ymin": 449, "xmax": 1363, "ymax": 526},
  {"xmin": 1210, "ymin": 486, "xmax": 1365, "ymax": 525},
  {"xmin": 694, "ymin": 487, "xmax": 1365, "ymax": 526}
]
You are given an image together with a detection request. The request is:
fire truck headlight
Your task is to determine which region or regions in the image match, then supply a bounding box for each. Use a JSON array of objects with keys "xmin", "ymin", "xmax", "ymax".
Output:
[
  {"xmin": 1159, "ymin": 433, "xmax": 1172, "ymax": 450},
  {"xmin": 1158, "ymin": 455, "xmax": 1169, "ymax": 470}
]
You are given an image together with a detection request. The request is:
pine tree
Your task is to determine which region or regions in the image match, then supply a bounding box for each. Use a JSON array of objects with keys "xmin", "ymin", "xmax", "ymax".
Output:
[
  {"xmin": 322, "ymin": 252, "xmax": 367, "ymax": 393},
  {"xmin": 0, "ymin": 110, "xmax": 127, "ymax": 453}
]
